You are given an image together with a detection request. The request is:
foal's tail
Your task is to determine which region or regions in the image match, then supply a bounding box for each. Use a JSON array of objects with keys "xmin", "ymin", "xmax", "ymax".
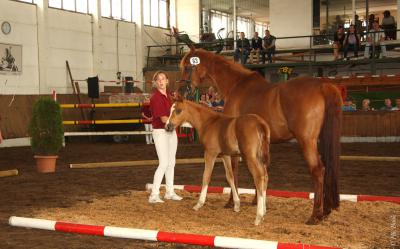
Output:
[
  {"xmin": 257, "ymin": 118, "xmax": 271, "ymax": 169},
  {"xmin": 320, "ymin": 83, "xmax": 343, "ymax": 215}
]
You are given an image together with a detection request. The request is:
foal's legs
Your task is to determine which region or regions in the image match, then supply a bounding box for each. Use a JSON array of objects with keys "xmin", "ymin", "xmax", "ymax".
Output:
[
  {"xmin": 225, "ymin": 155, "xmax": 240, "ymax": 208},
  {"xmin": 299, "ymin": 138, "xmax": 325, "ymax": 225},
  {"xmin": 245, "ymin": 155, "xmax": 266, "ymax": 225},
  {"xmin": 221, "ymin": 155, "xmax": 240, "ymax": 212},
  {"xmin": 193, "ymin": 151, "xmax": 217, "ymax": 211}
]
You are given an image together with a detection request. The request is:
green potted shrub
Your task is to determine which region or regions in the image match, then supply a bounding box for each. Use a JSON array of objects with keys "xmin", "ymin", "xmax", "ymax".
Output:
[{"xmin": 29, "ymin": 97, "xmax": 64, "ymax": 173}]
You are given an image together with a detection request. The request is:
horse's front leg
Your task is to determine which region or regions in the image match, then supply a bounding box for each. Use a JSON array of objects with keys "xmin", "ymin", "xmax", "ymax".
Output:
[
  {"xmin": 224, "ymin": 155, "xmax": 240, "ymax": 208},
  {"xmin": 193, "ymin": 151, "xmax": 217, "ymax": 211},
  {"xmin": 222, "ymin": 155, "xmax": 240, "ymax": 212}
]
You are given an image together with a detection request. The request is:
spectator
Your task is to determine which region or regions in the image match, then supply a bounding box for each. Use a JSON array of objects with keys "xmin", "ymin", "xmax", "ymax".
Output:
[
  {"xmin": 234, "ymin": 32, "xmax": 251, "ymax": 64},
  {"xmin": 333, "ymin": 26, "xmax": 345, "ymax": 60},
  {"xmin": 361, "ymin": 98, "xmax": 374, "ymax": 111},
  {"xmin": 392, "ymin": 99, "xmax": 400, "ymax": 110},
  {"xmin": 354, "ymin": 15, "xmax": 364, "ymax": 40},
  {"xmin": 382, "ymin": 10, "xmax": 396, "ymax": 40},
  {"xmin": 211, "ymin": 92, "xmax": 224, "ymax": 112},
  {"xmin": 261, "ymin": 30, "xmax": 276, "ymax": 64},
  {"xmin": 207, "ymin": 86, "xmax": 216, "ymax": 102},
  {"xmin": 250, "ymin": 32, "xmax": 263, "ymax": 64},
  {"xmin": 364, "ymin": 21, "xmax": 387, "ymax": 58},
  {"xmin": 333, "ymin": 15, "xmax": 345, "ymax": 30},
  {"xmin": 0, "ymin": 115, "xmax": 3, "ymax": 144},
  {"xmin": 344, "ymin": 24, "xmax": 360, "ymax": 60},
  {"xmin": 199, "ymin": 93, "xmax": 211, "ymax": 107},
  {"xmin": 368, "ymin": 14, "xmax": 376, "ymax": 31},
  {"xmin": 141, "ymin": 95, "xmax": 153, "ymax": 145},
  {"xmin": 380, "ymin": 98, "xmax": 393, "ymax": 111},
  {"xmin": 342, "ymin": 98, "xmax": 357, "ymax": 111}
]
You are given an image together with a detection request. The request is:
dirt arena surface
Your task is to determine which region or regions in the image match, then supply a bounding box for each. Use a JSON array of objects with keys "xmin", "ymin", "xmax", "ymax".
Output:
[{"xmin": 0, "ymin": 140, "xmax": 399, "ymax": 249}]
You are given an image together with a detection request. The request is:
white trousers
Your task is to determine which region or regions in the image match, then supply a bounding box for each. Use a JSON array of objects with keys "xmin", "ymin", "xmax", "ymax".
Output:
[
  {"xmin": 144, "ymin": 124, "xmax": 153, "ymax": 144},
  {"xmin": 150, "ymin": 129, "xmax": 178, "ymax": 196}
]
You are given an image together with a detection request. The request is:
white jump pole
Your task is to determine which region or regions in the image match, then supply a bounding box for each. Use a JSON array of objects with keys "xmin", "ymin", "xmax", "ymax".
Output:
[{"xmin": 0, "ymin": 169, "xmax": 19, "ymax": 178}]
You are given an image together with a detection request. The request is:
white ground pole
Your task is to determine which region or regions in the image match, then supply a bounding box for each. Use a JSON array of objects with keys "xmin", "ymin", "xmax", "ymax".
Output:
[{"xmin": 8, "ymin": 216, "xmax": 341, "ymax": 249}]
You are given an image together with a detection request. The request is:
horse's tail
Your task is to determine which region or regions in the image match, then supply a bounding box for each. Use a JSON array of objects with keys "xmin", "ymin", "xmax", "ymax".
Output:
[{"xmin": 320, "ymin": 83, "xmax": 343, "ymax": 215}]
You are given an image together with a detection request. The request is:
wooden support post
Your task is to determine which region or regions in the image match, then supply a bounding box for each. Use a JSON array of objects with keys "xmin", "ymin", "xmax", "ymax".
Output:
[{"xmin": 0, "ymin": 169, "xmax": 19, "ymax": 178}]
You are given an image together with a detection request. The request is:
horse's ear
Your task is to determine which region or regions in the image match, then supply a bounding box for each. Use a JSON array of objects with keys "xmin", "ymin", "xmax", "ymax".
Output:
[{"xmin": 190, "ymin": 45, "xmax": 195, "ymax": 53}]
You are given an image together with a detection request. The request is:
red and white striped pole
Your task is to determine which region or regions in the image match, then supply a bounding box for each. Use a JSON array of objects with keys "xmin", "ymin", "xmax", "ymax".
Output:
[
  {"xmin": 145, "ymin": 184, "xmax": 400, "ymax": 204},
  {"xmin": 9, "ymin": 216, "xmax": 341, "ymax": 249}
]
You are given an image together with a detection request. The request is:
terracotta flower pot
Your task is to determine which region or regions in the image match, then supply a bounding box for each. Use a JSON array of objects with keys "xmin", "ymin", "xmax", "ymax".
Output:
[{"xmin": 34, "ymin": 155, "xmax": 58, "ymax": 173}]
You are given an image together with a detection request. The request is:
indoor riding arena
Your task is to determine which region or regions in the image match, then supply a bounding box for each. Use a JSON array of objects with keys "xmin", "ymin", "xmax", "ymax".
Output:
[{"xmin": 0, "ymin": 1, "xmax": 399, "ymax": 249}]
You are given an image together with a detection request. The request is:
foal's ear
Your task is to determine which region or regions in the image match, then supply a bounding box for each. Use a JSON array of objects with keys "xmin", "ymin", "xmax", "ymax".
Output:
[{"xmin": 172, "ymin": 92, "xmax": 184, "ymax": 102}]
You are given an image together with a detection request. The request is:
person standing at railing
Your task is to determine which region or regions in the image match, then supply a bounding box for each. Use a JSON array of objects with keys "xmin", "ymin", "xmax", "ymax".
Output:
[
  {"xmin": 344, "ymin": 24, "xmax": 360, "ymax": 60},
  {"xmin": 148, "ymin": 71, "xmax": 182, "ymax": 203},
  {"xmin": 261, "ymin": 30, "xmax": 276, "ymax": 64},
  {"xmin": 234, "ymin": 32, "xmax": 251, "ymax": 64},
  {"xmin": 333, "ymin": 26, "xmax": 345, "ymax": 60},
  {"xmin": 364, "ymin": 21, "xmax": 387, "ymax": 59},
  {"xmin": 382, "ymin": 10, "xmax": 396, "ymax": 40},
  {"xmin": 354, "ymin": 15, "xmax": 365, "ymax": 41}
]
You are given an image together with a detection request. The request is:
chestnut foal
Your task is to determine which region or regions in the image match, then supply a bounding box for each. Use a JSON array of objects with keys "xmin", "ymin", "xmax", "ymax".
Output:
[{"xmin": 165, "ymin": 98, "xmax": 270, "ymax": 225}]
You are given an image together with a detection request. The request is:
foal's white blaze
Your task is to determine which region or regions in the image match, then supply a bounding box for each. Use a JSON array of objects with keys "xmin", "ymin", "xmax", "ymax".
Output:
[{"xmin": 165, "ymin": 103, "xmax": 176, "ymax": 127}]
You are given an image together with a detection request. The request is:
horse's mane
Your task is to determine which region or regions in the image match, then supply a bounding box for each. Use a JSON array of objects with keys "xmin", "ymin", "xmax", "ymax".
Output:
[
  {"xmin": 181, "ymin": 49, "xmax": 264, "ymax": 81},
  {"xmin": 184, "ymin": 99, "xmax": 229, "ymax": 120}
]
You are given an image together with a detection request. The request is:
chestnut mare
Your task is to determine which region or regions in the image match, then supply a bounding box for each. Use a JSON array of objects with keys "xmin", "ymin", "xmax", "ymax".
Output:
[
  {"xmin": 165, "ymin": 98, "xmax": 271, "ymax": 225},
  {"xmin": 179, "ymin": 48, "xmax": 342, "ymax": 224}
]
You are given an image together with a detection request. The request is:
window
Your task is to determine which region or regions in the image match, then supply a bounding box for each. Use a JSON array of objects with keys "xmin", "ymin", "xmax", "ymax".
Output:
[
  {"xmin": 237, "ymin": 16, "xmax": 251, "ymax": 38},
  {"xmin": 143, "ymin": 0, "xmax": 151, "ymax": 25},
  {"xmin": 76, "ymin": 0, "xmax": 88, "ymax": 13},
  {"xmin": 16, "ymin": 0, "xmax": 36, "ymax": 3},
  {"xmin": 143, "ymin": 0, "xmax": 170, "ymax": 28},
  {"xmin": 150, "ymin": 0, "xmax": 159, "ymax": 26},
  {"xmin": 122, "ymin": 0, "xmax": 132, "ymax": 22},
  {"xmin": 49, "ymin": 0, "xmax": 90, "ymax": 14},
  {"xmin": 46, "ymin": 0, "xmax": 140, "ymax": 23},
  {"xmin": 101, "ymin": 0, "xmax": 111, "ymax": 17},
  {"xmin": 100, "ymin": 0, "xmax": 135, "ymax": 21},
  {"xmin": 49, "ymin": 0, "xmax": 61, "ymax": 8},
  {"xmin": 255, "ymin": 22, "xmax": 268, "ymax": 37},
  {"xmin": 210, "ymin": 10, "xmax": 229, "ymax": 38}
]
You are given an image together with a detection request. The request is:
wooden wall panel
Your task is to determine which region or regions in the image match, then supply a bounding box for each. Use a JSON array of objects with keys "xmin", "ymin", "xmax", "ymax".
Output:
[{"xmin": 1, "ymin": 94, "xmax": 400, "ymax": 139}]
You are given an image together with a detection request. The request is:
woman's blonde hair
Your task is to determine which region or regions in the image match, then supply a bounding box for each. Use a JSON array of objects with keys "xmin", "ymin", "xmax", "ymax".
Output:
[{"xmin": 152, "ymin": 71, "xmax": 169, "ymax": 88}]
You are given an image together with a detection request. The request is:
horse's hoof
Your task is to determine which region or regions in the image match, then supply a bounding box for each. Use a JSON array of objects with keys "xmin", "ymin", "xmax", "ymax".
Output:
[
  {"xmin": 305, "ymin": 216, "xmax": 322, "ymax": 225},
  {"xmin": 193, "ymin": 203, "xmax": 203, "ymax": 211},
  {"xmin": 234, "ymin": 205, "xmax": 240, "ymax": 212},
  {"xmin": 254, "ymin": 217, "xmax": 262, "ymax": 226}
]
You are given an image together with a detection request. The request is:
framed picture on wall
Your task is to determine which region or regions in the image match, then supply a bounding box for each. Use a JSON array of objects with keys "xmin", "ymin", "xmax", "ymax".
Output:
[{"xmin": 0, "ymin": 43, "xmax": 22, "ymax": 73}]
